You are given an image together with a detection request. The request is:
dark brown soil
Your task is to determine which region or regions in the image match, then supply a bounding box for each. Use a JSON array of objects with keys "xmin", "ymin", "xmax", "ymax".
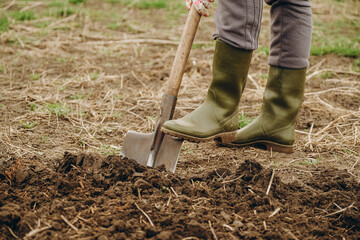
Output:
[{"xmin": 1, "ymin": 153, "xmax": 359, "ymax": 239}]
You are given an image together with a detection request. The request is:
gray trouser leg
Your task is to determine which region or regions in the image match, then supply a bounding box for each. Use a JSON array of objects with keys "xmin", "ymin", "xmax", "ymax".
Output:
[
  {"xmin": 214, "ymin": 0, "xmax": 312, "ymax": 69},
  {"xmin": 213, "ymin": 0, "xmax": 263, "ymax": 50},
  {"xmin": 266, "ymin": 0, "xmax": 312, "ymax": 68}
]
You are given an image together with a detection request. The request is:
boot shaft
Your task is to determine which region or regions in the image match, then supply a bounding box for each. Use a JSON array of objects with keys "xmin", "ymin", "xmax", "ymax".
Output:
[
  {"xmin": 261, "ymin": 66, "xmax": 306, "ymax": 129},
  {"xmin": 208, "ymin": 39, "xmax": 253, "ymax": 112}
]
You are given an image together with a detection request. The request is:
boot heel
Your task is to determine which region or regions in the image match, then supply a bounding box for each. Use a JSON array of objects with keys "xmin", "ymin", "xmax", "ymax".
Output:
[
  {"xmin": 265, "ymin": 143, "xmax": 294, "ymax": 154},
  {"xmin": 218, "ymin": 132, "xmax": 237, "ymax": 143}
]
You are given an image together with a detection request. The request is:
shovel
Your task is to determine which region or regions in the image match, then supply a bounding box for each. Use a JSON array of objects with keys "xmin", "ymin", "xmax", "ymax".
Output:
[{"xmin": 120, "ymin": 6, "xmax": 201, "ymax": 173}]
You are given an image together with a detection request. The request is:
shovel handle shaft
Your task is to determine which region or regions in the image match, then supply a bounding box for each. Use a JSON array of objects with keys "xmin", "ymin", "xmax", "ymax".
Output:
[{"xmin": 166, "ymin": 6, "xmax": 201, "ymax": 97}]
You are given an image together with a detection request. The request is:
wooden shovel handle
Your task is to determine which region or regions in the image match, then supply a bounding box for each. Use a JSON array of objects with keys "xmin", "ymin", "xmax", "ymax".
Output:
[{"xmin": 166, "ymin": 6, "xmax": 201, "ymax": 97}]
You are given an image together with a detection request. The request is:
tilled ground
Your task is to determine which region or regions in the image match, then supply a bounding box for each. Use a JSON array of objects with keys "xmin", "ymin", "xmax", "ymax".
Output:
[{"xmin": 0, "ymin": 153, "xmax": 359, "ymax": 239}]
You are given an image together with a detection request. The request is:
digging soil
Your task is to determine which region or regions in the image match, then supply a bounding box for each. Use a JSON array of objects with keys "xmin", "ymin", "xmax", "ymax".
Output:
[{"xmin": 1, "ymin": 153, "xmax": 359, "ymax": 239}]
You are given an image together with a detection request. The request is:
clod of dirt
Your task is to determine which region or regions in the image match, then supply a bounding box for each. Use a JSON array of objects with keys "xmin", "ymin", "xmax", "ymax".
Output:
[
  {"xmin": 186, "ymin": 219, "xmax": 209, "ymax": 239},
  {"xmin": 14, "ymin": 168, "xmax": 29, "ymax": 184},
  {"xmin": 0, "ymin": 204, "xmax": 21, "ymax": 226},
  {"xmin": 134, "ymin": 179, "xmax": 152, "ymax": 190}
]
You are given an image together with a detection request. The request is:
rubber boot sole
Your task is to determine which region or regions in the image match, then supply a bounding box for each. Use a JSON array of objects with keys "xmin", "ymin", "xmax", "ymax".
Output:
[
  {"xmin": 217, "ymin": 138, "xmax": 294, "ymax": 154},
  {"xmin": 161, "ymin": 127, "xmax": 237, "ymax": 143}
]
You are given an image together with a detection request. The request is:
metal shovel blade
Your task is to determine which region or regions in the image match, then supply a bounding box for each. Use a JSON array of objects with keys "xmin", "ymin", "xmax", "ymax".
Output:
[
  {"xmin": 153, "ymin": 134, "xmax": 183, "ymax": 173},
  {"xmin": 120, "ymin": 130, "xmax": 183, "ymax": 173},
  {"xmin": 120, "ymin": 131, "xmax": 155, "ymax": 167}
]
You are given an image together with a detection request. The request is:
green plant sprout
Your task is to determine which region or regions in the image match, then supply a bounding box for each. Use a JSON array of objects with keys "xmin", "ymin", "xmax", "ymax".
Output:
[
  {"xmin": 20, "ymin": 121, "xmax": 37, "ymax": 129},
  {"xmin": 239, "ymin": 114, "xmax": 255, "ymax": 129},
  {"xmin": 46, "ymin": 103, "xmax": 71, "ymax": 116}
]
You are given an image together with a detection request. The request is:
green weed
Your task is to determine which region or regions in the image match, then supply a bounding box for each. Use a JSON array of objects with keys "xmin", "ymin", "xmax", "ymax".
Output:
[
  {"xmin": 0, "ymin": 17, "xmax": 9, "ymax": 32},
  {"xmin": 12, "ymin": 11, "xmax": 36, "ymax": 21},
  {"xmin": 101, "ymin": 47, "xmax": 112, "ymax": 55},
  {"xmin": 57, "ymin": 86, "xmax": 66, "ymax": 91},
  {"xmin": 56, "ymin": 9, "xmax": 75, "ymax": 17},
  {"xmin": 160, "ymin": 186, "xmax": 170, "ymax": 193},
  {"xmin": 343, "ymin": 149, "xmax": 358, "ymax": 155},
  {"xmin": 89, "ymin": 72, "xmax": 100, "ymax": 80},
  {"xmin": 39, "ymin": 135, "xmax": 48, "ymax": 143},
  {"xmin": 29, "ymin": 103, "xmax": 37, "ymax": 111},
  {"xmin": 133, "ymin": 0, "xmax": 167, "ymax": 9},
  {"xmin": 109, "ymin": 0, "xmax": 178, "ymax": 10},
  {"xmin": 48, "ymin": 1, "xmax": 66, "ymax": 8},
  {"xmin": 77, "ymin": 111, "xmax": 88, "ymax": 117},
  {"xmin": 185, "ymin": 149, "xmax": 194, "ymax": 155},
  {"xmin": 46, "ymin": 103, "xmax": 71, "ymax": 116},
  {"xmin": 69, "ymin": 0, "xmax": 86, "ymax": 4},
  {"xmin": 0, "ymin": 103, "xmax": 4, "ymax": 108},
  {"xmin": 39, "ymin": 30, "xmax": 49, "ymax": 37},
  {"xmin": 166, "ymin": 0, "xmax": 188, "ymax": 21},
  {"xmin": 353, "ymin": 59, "xmax": 360, "ymax": 72},
  {"xmin": 311, "ymin": 42, "xmax": 360, "ymax": 57},
  {"xmin": 115, "ymin": 94, "xmax": 125, "ymax": 100},
  {"xmin": 260, "ymin": 74, "xmax": 268, "ymax": 80},
  {"xmin": 34, "ymin": 21, "xmax": 50, "ymax": 28},
  {"xmin": 101, "ymin": 127, "xmax": 117, "ymax": 133},
  {"xmin": 30, "ymin": 73, "xmax": 41, "ymax": 80},
  {"xmin": 299, "ymin": 158, "xmax": 320, "ymax": 166},
  {"xmin": 99, "ymin": 145, "xmax": 120, "ymax": 156},
  {"xmin": 192, "ymin": 42, "xmax": 215, "ymax": 49},
  {"xmin": 20, "ymin": 121, "xmax": 37, "ymax": 129},
  {"xmin": 0, "ymin": 65, "xmax": 5, "ymax": 73},
  {"xmin": 45, "ymin": 0, "xmax": 78, "ymax": 19},
  {"xmin": 69, "ymin": 94, "xmax": 84, "ymax": 100},
  {"xmin": 53, "ymin": 26, "xmax": 71, "ymax": 31},
  {"xmin": 78, "ymin": 138, "xmax": 85, "ymax": 147},
  {"xmin": 147, "ymin": 116, "xmax": 158, "ymax": 122},
  {"xmin": 180, "ymin": 145, "xmax": 193, "ymax": 155},
  {"xmin": 257, "ymin": 46, "xmax": 270, "ymax": 56},
  {"xmin": 271, "ymin": 162, "xmax": 281, "ymax": 168},
  {"xmin": 56, "ymin": 57, "xmax": 67, "ymax": 62},
  {"xmin": 239, "ymin": 114, "xmax": 255, "ymax": 129},
  {"xmin": 112, "ymin": 112, "xmax": 122, "ymax": 118},
  {"xmin": 108, "ymin": 22, "xmax": 120, "ymax": 30},
  {"xmin": 320, "ymin": 71, "xmax": 335, "ymax": 79}
]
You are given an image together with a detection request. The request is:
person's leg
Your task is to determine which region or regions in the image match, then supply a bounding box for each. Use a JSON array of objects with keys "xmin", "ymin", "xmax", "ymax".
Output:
[
  {"xmin": 162, "ymin": 0, "xmax": 263, "ymax": 142},
  {"xmin": 266, "ymin": 0, "xmax": 312, "ymax": 68},
  {"xmin": 214, "ymin": 0, "xmax": 263, "ymax": 50},
  {"xmin": 220, "ymin": 0, "xmax": 312, "ymax": 152}
]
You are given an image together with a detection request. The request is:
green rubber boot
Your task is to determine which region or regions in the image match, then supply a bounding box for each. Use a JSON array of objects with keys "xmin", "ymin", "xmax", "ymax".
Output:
[
  {"xmin": 220, "ymin": 66, "xmax": 306, "ymax": 153},
  {"xmin": 161, "ymin": 39, "xmax": 253, "ymax": 142}
]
